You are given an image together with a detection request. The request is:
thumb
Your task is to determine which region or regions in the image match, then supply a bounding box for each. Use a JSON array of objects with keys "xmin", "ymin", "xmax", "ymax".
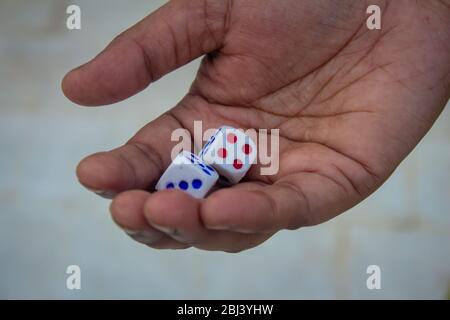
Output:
[{"xmin": 62, "ymin": 0, "xmax": 230, "ymax": 106}]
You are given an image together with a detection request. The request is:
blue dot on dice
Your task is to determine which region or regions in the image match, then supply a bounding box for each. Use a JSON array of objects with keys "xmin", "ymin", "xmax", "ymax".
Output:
[
  {"xmin": 179, "ymin": 180, "xmax": 189, "ymax": 190},
  {"xmin": 192, "ymin": 179, "xmax": 202, "ymax": 189},
  {"xmin": 166, "ymin": 182, "xmax": 175, "ymax": 189},
  {"xmin": 166, "ymin": 179, "xmax": 203, "ymax": 190}
]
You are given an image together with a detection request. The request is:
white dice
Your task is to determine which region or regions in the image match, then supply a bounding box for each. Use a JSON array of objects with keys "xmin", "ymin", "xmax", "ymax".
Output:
[
  {"xmin": 200, "ymin": 127, "xmax": 257, "ymax": 185},
  {"xmin": 155, "ymin": 151, "xmax": 219, "ymax": 199}
]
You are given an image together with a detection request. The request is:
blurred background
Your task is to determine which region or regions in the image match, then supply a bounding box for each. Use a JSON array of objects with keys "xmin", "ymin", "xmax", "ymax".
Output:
[{"xmin": 0, "ymin": 0, "xmax": 449, "ymax": 299}]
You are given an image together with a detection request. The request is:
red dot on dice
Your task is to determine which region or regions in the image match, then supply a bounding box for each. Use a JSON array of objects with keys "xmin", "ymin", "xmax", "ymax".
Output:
[
  {"xmin": 218, "ymin": 148, "xmax": 227, "ymax": 158},
  {"xmin": 227, "ymin": 133, "xmax": 237, "ymax": 144},
  {"xmin": 233, "ymin": 159, "xmax": 243, "ymax": 169},
  {"xmin": 243, "ymin": 144, "xmax": 252, "ymax": 154}
]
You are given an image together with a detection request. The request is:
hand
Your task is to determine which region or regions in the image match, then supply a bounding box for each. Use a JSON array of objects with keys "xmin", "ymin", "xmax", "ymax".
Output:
[{"xmin": 62, "ymin": 0, "xmax": 450, "ymax": 252}]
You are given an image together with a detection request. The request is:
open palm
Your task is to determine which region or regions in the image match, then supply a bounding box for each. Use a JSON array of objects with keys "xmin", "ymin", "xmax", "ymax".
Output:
[{"xmin": 62, "ymin": 0, "xmax": 450, "ymax": 252}]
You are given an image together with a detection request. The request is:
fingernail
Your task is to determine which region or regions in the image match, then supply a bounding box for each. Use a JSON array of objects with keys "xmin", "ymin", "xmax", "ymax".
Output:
[
  {"xmin": 123, "ymin": 228, "xmax": 163, "ymax": 244},
  {"xmin": 149, "ymin": 224, "xmax": 195, "ymax": 244},
  {"xmin": 88, "ymin": 188, "xmax": 117, "ymax": 199},
  {"xmin": 206, "ymin": 225, "xmax": 253, "ymax": 234},
  {"xmin": 150, "ymin": 223, "xmax": 175, "ymax": 235},
  {"xmin": 122, "ymin": 228, "xmax": 139, "ymax": 235},
  {"xmin": 232, "ymin": 228, "xmax": 254, "ymax": 234},
  {"xmin": 205, "ymin": 225, "xmax": 229, "ymax": 231}
]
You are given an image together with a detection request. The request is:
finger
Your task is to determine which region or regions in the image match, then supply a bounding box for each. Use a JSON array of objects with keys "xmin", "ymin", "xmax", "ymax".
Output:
[
  {"xmin": 62, "ymin": 0, "xmax": 229, "ymax": 106},
  {"xmin": 200, "ymin": 178, "xmax": 315, "ymax": 234},
  {"xmin": 110, "ymin": 189, "xmax": 189, "ymax": 249},
  {"xmin": 143, "ymin": 189, "xmax": 271, "ymax": 252},
  {"xmin": 76, "ymin": 113, "xmax": 179, "ymax": 195}
]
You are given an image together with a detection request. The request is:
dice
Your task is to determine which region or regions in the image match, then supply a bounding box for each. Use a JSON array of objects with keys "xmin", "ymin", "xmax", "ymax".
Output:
[
  {"xmin": 200, "ymin": 126, "xmax": 257, "ymax": 185},
  {"xmin": 155, "ymin": 151, "xmax": 219, "ymax": 199}
]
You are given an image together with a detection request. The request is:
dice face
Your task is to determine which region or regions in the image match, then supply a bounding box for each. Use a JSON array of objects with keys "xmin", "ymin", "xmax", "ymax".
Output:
[
  {"xmin": 155, "ymin": 151, "xmax": 218, "ymax": 199},
  {"xmin": 200, "ymin": 127, "xmax": 257, "ymax": 184}
]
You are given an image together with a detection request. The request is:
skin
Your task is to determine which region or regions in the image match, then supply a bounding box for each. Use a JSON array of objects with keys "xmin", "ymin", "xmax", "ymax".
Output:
[{"xmin": 62, "ymin": 0, "xmax": 450, "ymax": 252}]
